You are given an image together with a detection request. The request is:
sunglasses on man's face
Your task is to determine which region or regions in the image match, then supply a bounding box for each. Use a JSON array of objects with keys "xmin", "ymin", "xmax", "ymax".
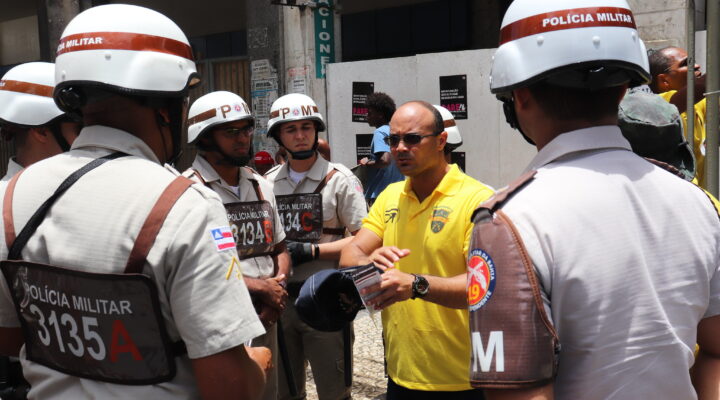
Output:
[{"xmin": 383, "ymin": 132, "xmax": 441, "ymax": 147}]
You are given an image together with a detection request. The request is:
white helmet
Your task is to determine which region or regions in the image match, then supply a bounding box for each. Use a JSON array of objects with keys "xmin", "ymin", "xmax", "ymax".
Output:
[
  {"xmin": 490, "ymin": 0, "xmax": 650, "ymax": 96},
  {"xmin": 433, "ymin": 105, "xmax": 462, "ymax": 151},
  {"xmin": 54, "ymin": 4, "xmax": 199, "ymax": 112},
  {"xmin": 267, "ymin": 93, "xmax": 325, "ymax": 141},
  {"xmin": 0, "ymin": 62, "xmax": 64, "ymax": 127},
  {"xmin": 188, "ymin": 91, "xmax": 253, "ymax": 143}
]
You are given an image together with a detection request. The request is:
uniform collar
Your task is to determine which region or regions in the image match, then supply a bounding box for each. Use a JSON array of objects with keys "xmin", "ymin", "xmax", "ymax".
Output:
[
  {"xmin": 524, "ymin": 125, "xmax": 632, "ymax": 172},
  {"xmin": 192, "ymin": 154, "xmax": 255, "ymax": 187},
  {"xmin": 274, "ymin": 154, "xmax": 328, "ymax": 182},
  {"xmin": 71, "ymin": 125, "xmax": 160, "ymax": 163},
  {"xmin": 403, "ymin": 163, "xmax": 463, "ymax": 200}
]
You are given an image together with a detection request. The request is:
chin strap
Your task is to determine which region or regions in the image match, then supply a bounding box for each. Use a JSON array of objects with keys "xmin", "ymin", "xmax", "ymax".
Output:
[
  {"xmin": 285, "ymin": 133, "xmax": 319, "ymax": 160},
  {"xmin": 501, "ymin": 97, "xmax": 535, "ymax": 146},
  {"xmin": 48, "ymin": 124, "xmax": 71, "ymax": 152}
]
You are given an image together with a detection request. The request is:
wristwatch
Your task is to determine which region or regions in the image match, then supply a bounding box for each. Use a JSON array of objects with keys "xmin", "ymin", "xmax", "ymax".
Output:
[{"xmin": 411, "ymin": 274, "xmax": 429, "ymax": 299}]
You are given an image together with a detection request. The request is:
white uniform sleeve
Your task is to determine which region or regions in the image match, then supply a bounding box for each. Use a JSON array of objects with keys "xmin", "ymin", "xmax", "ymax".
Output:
[{"xmin": 164, "ymin": 195, "xmax": 265, "ymax": 359}]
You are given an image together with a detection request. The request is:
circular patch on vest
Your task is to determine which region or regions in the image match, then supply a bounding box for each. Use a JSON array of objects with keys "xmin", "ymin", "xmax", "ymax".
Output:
[{"xmin": 467, "ymin": 248, "xmax": 496, "ymax": 311}]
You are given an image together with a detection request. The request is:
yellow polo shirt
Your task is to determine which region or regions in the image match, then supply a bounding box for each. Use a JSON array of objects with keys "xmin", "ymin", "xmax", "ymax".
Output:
[
  {"xmin": 363, "ymin": 164, "xmax": 493, "ymax": 391},
  {"xmin": 659, "ymin": 91, "xmax": 707, "ymax": 188}
]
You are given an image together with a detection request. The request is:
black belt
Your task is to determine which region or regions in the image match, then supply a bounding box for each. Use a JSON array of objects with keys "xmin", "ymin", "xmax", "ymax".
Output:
[{"xmin": 287, "ymin": 281, "xmax": 305, "ymax": 298}]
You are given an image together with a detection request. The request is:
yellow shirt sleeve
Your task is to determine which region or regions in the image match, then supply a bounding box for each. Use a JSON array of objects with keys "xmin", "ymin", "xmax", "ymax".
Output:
[{"xmin": 362, "ymin": 187, "xmax": 387, "ymax": 238}]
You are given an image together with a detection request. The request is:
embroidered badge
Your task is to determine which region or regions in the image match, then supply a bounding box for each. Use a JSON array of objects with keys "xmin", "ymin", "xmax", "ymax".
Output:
[
  {"xmin": 210, "ymin": 226, "xmax": 236, "ymax": 251},
  {"xmin": 467, "ymin": 248, "xmax": 496, "ymax": 311},
  {"xmin": 384, "ymin": 208, "xmax": 398, "ymax": 223},
  {"xmin": 430, "ymin": 206, "xmax": 452, "ymax": 233}
]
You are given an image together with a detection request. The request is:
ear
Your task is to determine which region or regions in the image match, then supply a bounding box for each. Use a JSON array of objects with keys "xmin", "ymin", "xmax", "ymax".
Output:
[
  {"xmin": 513, "ymin": 87, "xmax": 533, "ymax": 109},
  {"xmin": 437, "ymin": 130, "xmax": 448, "ymax": 151},
  {"xmin": 156, "ymin": 108, "xmax": 171, "ymax": 124},
  {"xmin": 28, "ymin": 127, "xmax": 51, "ymax": 144},
  {"xmin": 656, "ymin": 73, "xmax": 670, "ymax": 92}
]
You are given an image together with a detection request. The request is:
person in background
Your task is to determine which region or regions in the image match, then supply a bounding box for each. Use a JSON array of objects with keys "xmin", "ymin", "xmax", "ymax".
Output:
[
  {"xmin": 360, "ymin": 92, "xmax": 404, "ymax": 205},
  {"xmin": 253, "ymin": 151, "xmax": 276, "ymax": 176}
]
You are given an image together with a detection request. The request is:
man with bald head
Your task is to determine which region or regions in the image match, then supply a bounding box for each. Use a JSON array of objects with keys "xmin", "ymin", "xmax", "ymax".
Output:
[{"xmin": 340, "ymin": 101, "xmax": 493, "ymax": 399}]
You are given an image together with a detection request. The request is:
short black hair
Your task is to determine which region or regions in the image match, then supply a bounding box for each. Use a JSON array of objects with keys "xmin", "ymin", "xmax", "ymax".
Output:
[
  {"xmin": 647, "ymin": 47, "xmax": 675, "ymax": 93},
  {"xmin": 528, "ymin": 81, "xmax": 625, "ymax": 122},
  {"xmin": 413, "ymin": 101, "xmax": 444, "ymax": 133},
  {"xmin": 366, "ymin": 92, "xmax": 396, "ymax": 124}
]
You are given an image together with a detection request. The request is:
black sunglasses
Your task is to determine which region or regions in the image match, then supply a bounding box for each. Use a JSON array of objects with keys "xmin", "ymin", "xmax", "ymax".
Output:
[{"xmin": 383, "ymin": 132, "xmax": 441, "ymax": 147}]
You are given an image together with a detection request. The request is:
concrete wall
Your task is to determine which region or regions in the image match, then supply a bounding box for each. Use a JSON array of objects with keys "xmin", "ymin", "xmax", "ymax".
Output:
[
  {"xmin": 0, "ymin": 16, "xmax": 40, "ymax": 65},
  {"xmin": 326, "ymin": 49, "xmax": 537, "ymax": 189},
  {"xmin": 629, "ymin": 0, "xmax": 705, "ymax": 50}
]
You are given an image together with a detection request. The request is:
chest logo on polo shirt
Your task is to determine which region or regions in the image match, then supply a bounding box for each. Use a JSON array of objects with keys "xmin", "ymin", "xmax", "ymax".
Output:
[
  {"xmin": 468, "ymin": 248, "xmax": 496, "ymax": 311},
  {"xmin": 430, "ymin": 206, "xmax": 452, "ymax": 233},
  {"xmin": 384, "ymin": 208, "xmax": 398, "ymax": 223}
]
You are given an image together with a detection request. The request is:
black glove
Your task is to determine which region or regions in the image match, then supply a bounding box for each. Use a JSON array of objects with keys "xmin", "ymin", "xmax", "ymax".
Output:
[{"xmin": 287, "ymin": 241, "xmax": 317, "ymax": 267}]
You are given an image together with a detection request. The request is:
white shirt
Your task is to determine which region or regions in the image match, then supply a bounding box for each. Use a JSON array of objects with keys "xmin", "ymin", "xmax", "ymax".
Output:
[{"xmin": 503, "ymin": 126, "xmax": 720, "ymax": 400}]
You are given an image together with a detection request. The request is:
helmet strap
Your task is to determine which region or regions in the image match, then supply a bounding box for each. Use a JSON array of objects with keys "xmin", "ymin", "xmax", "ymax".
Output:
[
  {"xmin": 48, "ymin": 124, "xmax": 71, "ymax": 152},
  {"xmin": 501, "ymin": 97, "xmax": 535, "ymax": 146}
]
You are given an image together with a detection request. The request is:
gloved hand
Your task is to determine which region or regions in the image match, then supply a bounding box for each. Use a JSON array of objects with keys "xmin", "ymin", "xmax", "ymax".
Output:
[{"xmin": 287, "ymin": 241, "xmax": 316, "ymax": 267}]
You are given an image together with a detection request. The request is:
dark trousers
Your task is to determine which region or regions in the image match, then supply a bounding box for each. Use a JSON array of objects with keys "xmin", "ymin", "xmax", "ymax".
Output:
[{"xmin": 386, "ymin": 378, "xmax": 485, "ymax": 400}]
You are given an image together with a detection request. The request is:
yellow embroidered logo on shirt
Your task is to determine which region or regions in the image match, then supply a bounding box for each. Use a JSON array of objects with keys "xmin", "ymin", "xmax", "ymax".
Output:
[{"xmin": 431, "ymin": 206, "xmax": 452, "ymax": 233}]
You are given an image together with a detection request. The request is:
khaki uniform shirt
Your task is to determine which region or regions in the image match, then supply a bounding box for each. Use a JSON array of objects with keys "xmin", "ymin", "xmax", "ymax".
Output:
[
  {"xmin": 0, "ymin": 126, "xmax": 264, "ymax": 399},
  {"xmin": 186, "ymin": 155, "xmax": 285, "ymax": 279},
  {"xmin": 265, "ymin": 156, "xmax": 367, "ymax": 282}
]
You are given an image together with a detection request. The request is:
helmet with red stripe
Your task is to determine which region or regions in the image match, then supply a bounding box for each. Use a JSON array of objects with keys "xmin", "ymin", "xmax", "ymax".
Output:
[
  {"xmin": 187, "ymin": 91, "xmax": 253, "ymax": 144},
  {"xmin": 490, "ymin": 0, "xmax": 650, "ymax": 97},
  {"xmin": 53, "ymin": 4, "xmax": 200, "ymax": 162},
  {"xmin": 0, "ymin": 62, "xmax": 64, "ymax": 127}
]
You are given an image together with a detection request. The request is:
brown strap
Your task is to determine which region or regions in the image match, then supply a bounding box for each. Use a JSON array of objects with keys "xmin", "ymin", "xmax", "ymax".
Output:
[
  {"xmin": 322, "ymin": 227, "xmax": 345, "ymax": 236},
  {"xmin": 245, "ymin": 167, "xmax": 265, "ymax": 201},
  {"xmin": 3, "ymin": 169, "xmax": 26, "ymax": 249},
  {"xmin": 474, "ymin": 170, "xmax": 537, "ymax": 216},
  {"xmin": 124, "ymin": 176, "xmax": 194, "ymax": 274},
  {"xmin": 314, "ymin": 168, "xmax": 338, "ymax": 194}
]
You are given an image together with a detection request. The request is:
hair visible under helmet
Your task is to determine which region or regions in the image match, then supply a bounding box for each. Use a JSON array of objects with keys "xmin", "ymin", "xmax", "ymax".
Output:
[
  {"xmin": 433, "ymin": 105, "xmax": 462, "ymax": 154},
  {"xmin": 490, "ymin": 0, "xmax": 650, "ymax": 144},
  {"xmin": 53, "ymin": 4, "xmax": 200, "ymax": 163},
  {"xmin": 0, "ymin": 62, "xmax": 74, "ymax": 151},
  {"xmin": 266, "ymin": 93, "xmax": 325, "ymax": 160}
]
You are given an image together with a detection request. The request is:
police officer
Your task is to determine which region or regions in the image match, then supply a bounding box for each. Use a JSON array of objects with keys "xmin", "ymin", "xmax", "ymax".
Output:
[
  {"xmin": 468, "ymin": 0, "xmax": 720, "ymax": 399},
  {"xmin": 0, "ymin": 62, "xmax": 80, "ymax": 184},
  {"xmin": 185, "ymin": 90, "xmax": 290, "ymax": 400},
  {"xmin": 264, "ymin": 93, "xmax": 367, "ymax": 400},
  {"xmin": 0, "ymin": 62, "xmax": 80, "ymax": 400},
  {"xmin": 0, "ymin": 5, "xmax": 270, "ymax": 399}
]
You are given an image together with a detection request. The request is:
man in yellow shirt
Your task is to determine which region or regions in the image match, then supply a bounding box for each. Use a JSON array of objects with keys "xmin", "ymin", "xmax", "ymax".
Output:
[
  {"xmin": 648, "ymin": 46, "xmax": 708, "ymax": 187},
  {"xmin": 340, "ymin": 101, "xmax": 493, "ymax": 399}
]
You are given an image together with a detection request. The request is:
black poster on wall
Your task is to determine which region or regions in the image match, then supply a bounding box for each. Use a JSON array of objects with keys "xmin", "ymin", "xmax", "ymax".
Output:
[
  {"xmin": 439, "ymin": 75, "xmax": 468, "ymax": 120},
  {"xmin": 355, "ymin": 133, "xmax": 374, "ymax": 163},
  {"xmin": 451, "ymin": 151, "xmax": 466, "ymax": 172},
  {"xmin": 352, "ymin": 82, "xmax": 374, "ymax": 122}
]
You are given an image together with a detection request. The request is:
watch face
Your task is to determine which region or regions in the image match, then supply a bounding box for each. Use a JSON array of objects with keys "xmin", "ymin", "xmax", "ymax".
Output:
[{"xmin": 413, "ymin": 275, "xmax": 429, "ymax": 297}]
